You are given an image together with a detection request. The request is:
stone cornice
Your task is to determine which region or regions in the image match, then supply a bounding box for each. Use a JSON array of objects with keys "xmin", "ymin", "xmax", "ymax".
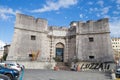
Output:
[
  {"xmin": 76, "ymin": 31, "xmax": 110, "ymax": 35},
  {"xmin": 48, "ymin": 26, "xmax": 68, "ymax": 31},
  {"xmin": 15, "ymin": 27, "xmax": 48, "ymax": 34}
]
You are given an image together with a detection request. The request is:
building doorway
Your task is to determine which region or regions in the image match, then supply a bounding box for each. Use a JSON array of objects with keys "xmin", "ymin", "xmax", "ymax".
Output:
[{"xmin": 56, "ymin": 43, "xmax": 64, "ymax": 62}]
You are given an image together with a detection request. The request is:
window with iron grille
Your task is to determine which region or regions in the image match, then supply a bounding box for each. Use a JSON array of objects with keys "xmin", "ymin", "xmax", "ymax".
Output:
[
  {"xmin": 89, "ymin": 37, "xmax": 94, "ymax": 42},
  {"xmin": 31, "ymin": 35, "xmax": 36, "ymax": 40}
]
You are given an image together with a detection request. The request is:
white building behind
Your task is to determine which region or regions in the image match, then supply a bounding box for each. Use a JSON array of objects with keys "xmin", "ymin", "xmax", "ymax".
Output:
[{"xmin": 111, "ymin": 38, "xmax": 120, "ymax": 60}]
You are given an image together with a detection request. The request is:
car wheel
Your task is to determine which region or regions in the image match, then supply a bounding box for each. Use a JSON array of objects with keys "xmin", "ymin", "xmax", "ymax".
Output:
[
  {"xmin": 116, "ymin": 74, "xmax": 119, "ymax": 78},
  {"xmin": 5, "ymin": 74, "xmax": 13, "ymax": 80},
  {"xmin": 0, "ymin": 74, "xmax": 11, "ymax": 80}
]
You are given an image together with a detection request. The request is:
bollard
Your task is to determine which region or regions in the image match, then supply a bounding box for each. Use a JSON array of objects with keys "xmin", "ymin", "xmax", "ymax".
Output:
[
  {"xmin": 99, "ymin": 68, "xmax": 102, "ymax": 71},
  {"xmin": 54, "ymin": 66, "xmax": 59, "ymax": 71},
  {"xmin": 76, "ymin": 65, "xmax": 80, "ymax": 71},
  {"xmin": 111, "ymin": 69, "xmax": 116, "ymax": 80}
]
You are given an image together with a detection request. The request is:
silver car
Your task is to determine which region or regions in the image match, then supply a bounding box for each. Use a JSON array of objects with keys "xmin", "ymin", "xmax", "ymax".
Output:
[{"xmin": 4, "ymin": 61, "xmax": 21, "ymax": 72}]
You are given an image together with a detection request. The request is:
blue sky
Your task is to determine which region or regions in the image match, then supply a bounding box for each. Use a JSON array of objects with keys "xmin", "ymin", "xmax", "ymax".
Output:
[{"xmin": 0, "ymin": 0, "xmax": 120, "ymax": 44}]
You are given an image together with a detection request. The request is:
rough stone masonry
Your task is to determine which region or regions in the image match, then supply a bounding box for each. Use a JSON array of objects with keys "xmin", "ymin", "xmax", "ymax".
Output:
[{"xmin": 7, "ymin": 13, "xmax": 114, "ymax": 69}]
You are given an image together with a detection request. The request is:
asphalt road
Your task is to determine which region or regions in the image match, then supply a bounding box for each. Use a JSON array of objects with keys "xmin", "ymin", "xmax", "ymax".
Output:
[{"xmin": 21, "ymin": 69, "xmax": 112, "ymax": 80}]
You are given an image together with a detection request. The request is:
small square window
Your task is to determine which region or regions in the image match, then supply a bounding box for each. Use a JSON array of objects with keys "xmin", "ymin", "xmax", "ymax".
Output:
[
  {"xmin": 89, "ymin": 37, "xmax": 94, "ymax": 42},
  {"xmin": 31, "ymin": 35, "xmax": 36, "ymax": 40}
]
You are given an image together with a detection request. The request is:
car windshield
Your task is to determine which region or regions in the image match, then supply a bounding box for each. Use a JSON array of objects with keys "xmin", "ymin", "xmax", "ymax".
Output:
[
  {"xmin": 6, "ymin": 64, "xmax": 15, "ymax": 66},
  {"xmin": 117, "ymin": 68, "xmax": 120, "ymax": 71}
]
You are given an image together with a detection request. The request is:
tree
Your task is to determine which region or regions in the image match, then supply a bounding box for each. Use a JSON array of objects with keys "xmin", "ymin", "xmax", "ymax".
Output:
[{"xmin": 2, "ymin": 53, "xmax": 8, "ymax": 61}]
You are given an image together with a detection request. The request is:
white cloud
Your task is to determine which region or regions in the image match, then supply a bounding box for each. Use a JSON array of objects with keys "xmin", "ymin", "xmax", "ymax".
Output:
[
  {"xmin": 0, "ymin": 40, "xmax": 5, "ymax": 50},
  {"xmin": 79, "ymin": 14, "xmax": 84, "ymax": 18},
  {"xmin": 85, "ymin": 16, "xmax": 88, "ymax": 19},
  {"xmin": 89, "ymin": 8, "xmax": 98, "ymax": 12},
  {"xmin": 56, "ymin": 11, "xmax": 61, "ymax": 14},
  {"xmin": 116, "ymin": 0, "xmax": 120, "ymax": 4},
  {"xmin": 96, "ymin": 13, "xmax": 101, "ymax": 17},
  {"xmin": 97, "ymin": 0, "xmax": 104, "ymax": 7},
  {"xmin": 94, "ymin": 8, "xmax": 98, "ymax": 11},
  {"xmin": 0, "ymin": 7, "xmax": 20, "ymax": 15},
  {"xmin": 89, "ymin": 8, "xmax": 93, "ymax": 11},
  {"xmin": 117, "ymin": 5, "xmax": 120, "ymax": 10},
  {"xmin": 0, "ymin": 13, "xmax": 10, "ymax": 20},
  {"xmin": 88, "ymin": 2, "xmax": 93, "ymax": 5},
  {"xmin": 110, "ymin": 19, "xmax": 120, "ymax": 37},
  {"xmin": 31, "ymin": 0, "xmax": 78, "ymax": 13},
  {"xmin": 101, "ymin": 7, "xmax": 111, "ymax": 15},
  {"xmin": 64, "ymin": 16, "xmax": 67, "ymax": 19},
  {"xmin": 103, "ymin": 15, "xmax": 110, "ymax": 18},
  {"xmin": 0, "ymin": 7, "xmax": 21, "ymax": 20},
  {"xmin": 113, "ymin": 11, "xmax": 120, "ymax": 15}
]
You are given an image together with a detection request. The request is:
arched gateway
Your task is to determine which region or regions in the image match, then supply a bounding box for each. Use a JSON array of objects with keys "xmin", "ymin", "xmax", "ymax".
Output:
[{"xmin": 55, "ymin": 43, "xmax": 64, "ymax": 62}]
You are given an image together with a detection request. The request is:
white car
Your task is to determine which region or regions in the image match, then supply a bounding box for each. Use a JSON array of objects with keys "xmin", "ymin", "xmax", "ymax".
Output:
[
  {"xmin": 0, "ymin": 63, "xmax": 6, "ymax": 67},
  {"xmin": 4, "ymin": 61, "xmax": 21, "ymax": 71}
]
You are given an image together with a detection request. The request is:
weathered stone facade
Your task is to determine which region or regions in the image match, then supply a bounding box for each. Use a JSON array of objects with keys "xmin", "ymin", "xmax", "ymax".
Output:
[{"xmin": 7, "ymin": 13, "xmax": 114, "ymax": 63}]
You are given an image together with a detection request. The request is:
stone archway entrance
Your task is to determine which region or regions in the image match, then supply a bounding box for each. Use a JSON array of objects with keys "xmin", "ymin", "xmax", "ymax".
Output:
[{"xmin": 56, "ymin": 43, "xmax": 64, "ymax": 62}]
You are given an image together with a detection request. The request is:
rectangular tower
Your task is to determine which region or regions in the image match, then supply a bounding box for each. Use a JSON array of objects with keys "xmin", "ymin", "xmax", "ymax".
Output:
[
  {"xmin": 75, "ymin": 18, "xmax": 114, "ymax": 62},
  {"xmin": 7, "ymin": 13, "xmax": 49, "ymax": 61}
]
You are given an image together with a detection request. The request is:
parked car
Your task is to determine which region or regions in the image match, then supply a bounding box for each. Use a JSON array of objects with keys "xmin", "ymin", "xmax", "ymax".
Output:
[
  {"xmin": 115, "ymin": 66, "xmax": 120, "ymax": 78},
  {"xmin": 0, "ymin": 65, "xmax": 19, "ymax": 80},
  {"xmin": 0, "ymin": 62, "xmax": 6, "ymax": 67},
  {"xmin": 0, "ymin": 74, "xmax": 11, "ymax": 80},
  {"xmin": 70, "ymin": 62, "xmax": 77, "ymax": 71},
  {"xmin": 4, "ymin": 61, "xmax": 21, "ymax": 72}
]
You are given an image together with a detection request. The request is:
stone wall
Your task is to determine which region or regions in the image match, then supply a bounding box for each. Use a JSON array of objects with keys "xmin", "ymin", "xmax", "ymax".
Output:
[
  {"xmin": 15, "ymin": 13, "xmax": 47, "ymax": 32},
  {"xmin": 76, "ymin": 62, "xmax": 115, "ymax": 71},
  {"xmin": 7, "ymin": 13, "xmax": 49, "ymax": 61},
  {"xmin": 7, "ymin": 13, "xmax": 114, "ymax": 67},
  {"xmin": 77, "ymin": 18, "xmax": 109, "ymax": 34},
  {"xmin": 76, "ymin": 18, "xmax": 114, "ymax": 62},
  {"xmin": 17, "ymin": 61, "xmax": 56, "ymax": 69}
]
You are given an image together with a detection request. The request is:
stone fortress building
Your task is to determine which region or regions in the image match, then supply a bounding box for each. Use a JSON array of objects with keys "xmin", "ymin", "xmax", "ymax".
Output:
[{"xmin": 7, "ymin": 13, "xmax": 114, "ymax": 68}]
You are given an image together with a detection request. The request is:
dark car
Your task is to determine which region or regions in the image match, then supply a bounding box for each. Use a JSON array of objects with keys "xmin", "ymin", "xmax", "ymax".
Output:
[
  {"xmin": 0, "ymin": 65, "xmax": 19, "ymax": 80},
  {"xmin": 115, "ymin": 66, "xmax": 120, "ymax": 78}
]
